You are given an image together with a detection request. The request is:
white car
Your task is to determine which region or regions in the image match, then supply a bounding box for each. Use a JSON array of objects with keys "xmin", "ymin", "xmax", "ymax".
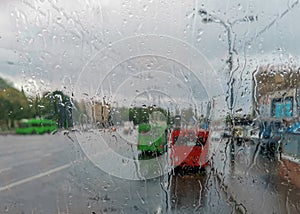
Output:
[{"xmin": 123, "ymin": 121, "xmax": 134, "ymax": 134}]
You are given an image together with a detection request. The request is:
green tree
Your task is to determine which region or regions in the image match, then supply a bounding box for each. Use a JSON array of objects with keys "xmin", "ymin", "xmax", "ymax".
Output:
[
  {"xmin": 0, "ymin": 78, "xmax": 33, "ymax": 129},
  {"xmin": 129, "ymin": 105, "xmax": 170, "ymax": 125},
  {"xmin": 0, "ymin": 78, "xmax": 12, "ymax": 89}
]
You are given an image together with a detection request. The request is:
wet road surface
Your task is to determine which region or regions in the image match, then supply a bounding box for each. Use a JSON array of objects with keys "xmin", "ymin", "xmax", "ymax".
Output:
[{"xmin": 0, "ymin": 131, "xmax": 299, "ymax": 213}]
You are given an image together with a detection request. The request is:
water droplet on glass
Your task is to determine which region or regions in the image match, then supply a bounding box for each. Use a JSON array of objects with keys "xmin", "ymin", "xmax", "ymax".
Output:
[
  {"xmin": 198, "ymin": 29, "xmax": 204, "ymax": 36},
  {"xmin": 184, "ymin": 76, "xmax": 188, "ymax": 82},
  {"xmin": 218, "ymin": 34, "xmax": 222, "ymax": 41},
  {"xmin": 55, "ymin": 64, "xmax": 61, "ymax": 69},
  {"xmin": 143, "ymin": 5, "xmax": 149, "ymax": 11},
  {"xmin": 87, "ymin": 202, "xmax": 91, "ymax": 208},
  {"xmin": 238, "ymin": 3, "xmax": 243, "ymax": 10},
  {"xmin": 57, "ymin": 17, "xmax": 62, "ymax": 23},
  {"xmin": 28, "ymin": 38, "xmax": 34, "ymax": 45}
]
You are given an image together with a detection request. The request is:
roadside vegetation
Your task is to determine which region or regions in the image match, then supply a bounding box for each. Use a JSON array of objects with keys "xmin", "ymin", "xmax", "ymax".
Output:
[{"xmin": 0, "ymin": 77, "xmax": 72, "ymax": 131}]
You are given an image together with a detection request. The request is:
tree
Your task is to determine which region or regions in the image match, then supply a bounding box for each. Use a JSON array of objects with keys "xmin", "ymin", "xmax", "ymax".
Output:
[
  {"xmin": 0, "ymin": 77, "xmax": 73, "ymax": 130},
  {"xmin": 129, "ymin": 105, "xmax": 170, "ymax": 125},
  {"xmin": 39, "ymin": 91, "xmax": 73, "ymax": 128},
  {"xmin": 0, "ymin": 78, "xmax": 33, "ymax": 129},
  {"xmin": 0, "ymin": 78, "xmax": 12, "ymax": 89},
  {"xmin": 26, "ymin": 90, "xmax": 73, "ymax": 128}
]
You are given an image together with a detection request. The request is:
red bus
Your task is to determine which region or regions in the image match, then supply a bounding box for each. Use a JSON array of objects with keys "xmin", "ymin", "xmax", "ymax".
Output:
[{"xmin": 170, "ymin": 127, "xmax": 210, "ymax": 172}]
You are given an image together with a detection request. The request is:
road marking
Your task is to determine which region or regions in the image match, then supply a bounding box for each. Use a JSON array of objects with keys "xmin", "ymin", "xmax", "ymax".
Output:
[
  {"xmin": 0, "ymin": 167, "xmax": 12, "ymax": 174},
  {"xmin": 0, "ymin": 149, "xmax": 106, "ymax": 192},
  {"xmin": 0, "ymin": 163, "xmax": 72, "ymax": 192},
  {"xmin": 43, "ymin": 153, "xmax": 52, "ymax": 157}
]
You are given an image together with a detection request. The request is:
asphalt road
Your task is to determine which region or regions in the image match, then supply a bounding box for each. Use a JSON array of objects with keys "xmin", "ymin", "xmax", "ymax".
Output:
[
  {"xmin": 212, "ymin": 137, "xmax": 300, "ymax": 214},
  {"xmin": 0, "ymin": 130, "xmax": 299, "ymax": 213}
]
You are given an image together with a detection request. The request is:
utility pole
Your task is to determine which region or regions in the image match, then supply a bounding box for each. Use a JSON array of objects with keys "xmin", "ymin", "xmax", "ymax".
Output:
[
  {"xmin": 198, "ymin": 9, "xmax": 258, "ymax": 165},
  {"xmin": 198, "ymin": 9, "xmax": 257, "ymax": 129}
]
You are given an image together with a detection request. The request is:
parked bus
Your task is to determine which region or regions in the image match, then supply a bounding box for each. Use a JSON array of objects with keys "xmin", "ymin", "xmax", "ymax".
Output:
[
  {"xmin": 137, "ymin": 123, "xmax": 168, "ymax": 155},
  {"xmin": 137, "ymin": 110, "xmax": 169, "ymax": 156},
  {"xmin": 16, "ymin": 119, "xmax": 58, "ymax": 134}
]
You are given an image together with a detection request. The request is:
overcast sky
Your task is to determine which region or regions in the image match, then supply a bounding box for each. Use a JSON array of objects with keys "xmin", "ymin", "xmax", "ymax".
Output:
[{"xmin": 1, "ymin": 0, "xmax": 300, "ymax": 114}]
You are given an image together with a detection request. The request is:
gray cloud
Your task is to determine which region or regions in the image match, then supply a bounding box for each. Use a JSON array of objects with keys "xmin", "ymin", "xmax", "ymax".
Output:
[{"xmin": 0, "ymin": 0, "xmax": 299, "ymax": 115}]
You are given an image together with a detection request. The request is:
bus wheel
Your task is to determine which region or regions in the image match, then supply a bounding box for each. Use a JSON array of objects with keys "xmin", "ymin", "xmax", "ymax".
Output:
[
  {"xmin": 173, "ymin": 166, "xmax": 182, "ymax": 176},
  {"xmin": 198, "ymin": 167, "xmax": 207, "ymax": 175}
]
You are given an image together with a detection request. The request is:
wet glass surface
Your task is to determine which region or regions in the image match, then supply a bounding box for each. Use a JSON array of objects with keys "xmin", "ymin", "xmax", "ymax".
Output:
[{"xmin": 1, "ymin": 0, "xmax": 300, "ymax": 213}]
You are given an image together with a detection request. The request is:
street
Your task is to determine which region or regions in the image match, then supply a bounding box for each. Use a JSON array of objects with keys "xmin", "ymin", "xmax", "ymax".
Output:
[{"xmin": 0, "ymin": 131, "xmax": 299, "ymax": 214}]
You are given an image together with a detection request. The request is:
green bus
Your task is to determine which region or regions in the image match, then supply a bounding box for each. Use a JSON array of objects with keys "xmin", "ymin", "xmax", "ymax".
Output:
[
  {"xmin": 16, "ymin": 119, "xmax": 58, "ymax": 134},
  {"xmin": 137, "ymin": 123, "xmax": 168, "ymax": 155}
]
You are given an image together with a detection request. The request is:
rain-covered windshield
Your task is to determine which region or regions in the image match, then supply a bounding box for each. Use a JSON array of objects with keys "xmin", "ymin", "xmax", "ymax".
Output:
[{"xmin": 1, "ymin": 0, "xmax": 300, "ymax": 213}]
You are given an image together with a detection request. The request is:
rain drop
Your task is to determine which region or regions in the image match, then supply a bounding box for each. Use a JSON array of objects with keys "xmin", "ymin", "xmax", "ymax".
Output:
[
  {"xmin": 143, "ymin": 5, "xmax": 149, "ymax": 11},
  {"xmin": 198, "ymin": 29, "xmax": 204, "ymax": 36},
  {"xmin": 57, "ymin": 17, "xmax": 62, "ymax": 23},
  {"xmin": 55, "ymin": 64, "xmax": 61, "ymax": 69},
  {"xmin": 238, "ymin": 4, "xmax": 242, "ymax": 10}
]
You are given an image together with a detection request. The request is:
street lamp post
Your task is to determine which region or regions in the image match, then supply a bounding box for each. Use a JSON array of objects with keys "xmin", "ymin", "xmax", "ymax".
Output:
[
  {"xmin": 198, "ymin": 9, "xmax": 257, "ymax": 130},
  {"xmin": 198, "ymin": 9, "xmax": 257, "ymax": 114}
]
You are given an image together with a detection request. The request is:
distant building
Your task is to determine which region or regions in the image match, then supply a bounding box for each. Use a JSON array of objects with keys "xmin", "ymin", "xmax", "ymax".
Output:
[
  {"xmin": 94, "ymin": 101, "xmax": 111, "ymax": 127},
  {"xmin": 252, "ymin": 65, "xmax": 300, "ymax": 124},
  {"xmin": 84, "ymin": 99, "xmax": 111, "ymax": 128}
]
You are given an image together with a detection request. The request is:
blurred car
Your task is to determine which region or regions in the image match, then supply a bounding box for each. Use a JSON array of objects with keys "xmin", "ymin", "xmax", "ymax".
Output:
[
  {"xmin": 170, "ymin": 127, "xmax": 209, "ymax": 172},
  {"xmin": 286, "ymin": 121, "xmax": 300, "ymax": 134},
  {"xmin": 123, "ymin": 121, "xmax": 134, "ymax": 134},
  {"xmin": 233, "ymin": 125, "xmax": 259, "ymax": 141}
]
